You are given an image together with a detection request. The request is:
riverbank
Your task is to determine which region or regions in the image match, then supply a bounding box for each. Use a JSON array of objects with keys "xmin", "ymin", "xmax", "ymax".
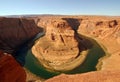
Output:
[
  {"xmin": 79, "ymin": 32, "xmax": 111, "ymax": 71},
  {"xmin": 25, "ymin": 32, "xmax": 107, "ymax": 79}
]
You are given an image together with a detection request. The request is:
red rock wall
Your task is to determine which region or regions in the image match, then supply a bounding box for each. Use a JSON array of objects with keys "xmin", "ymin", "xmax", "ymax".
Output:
[
  {"xmin": 0, "ymin": 51, "xmax": 26, "ymax": 82},
  {"xmin": 0, "ymin": 17, "xmax": 42, "ymax": 54}
]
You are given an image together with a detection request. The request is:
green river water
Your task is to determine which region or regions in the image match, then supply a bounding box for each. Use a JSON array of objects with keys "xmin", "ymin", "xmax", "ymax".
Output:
[{"xmin": 24, "ymin": 34, "xmax": 106, "ymax": 79}]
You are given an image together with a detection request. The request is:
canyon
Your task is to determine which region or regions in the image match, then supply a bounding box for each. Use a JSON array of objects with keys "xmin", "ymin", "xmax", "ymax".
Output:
[
  {"xmin": 0, "ymin": 15, "xmax": 120, "ymax": 82},
  {"xmin": 0, "ymin": 17, "xmax": 43, "ymax": 66}
]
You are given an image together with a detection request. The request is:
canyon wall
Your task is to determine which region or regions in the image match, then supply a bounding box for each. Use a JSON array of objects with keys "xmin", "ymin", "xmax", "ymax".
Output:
[
  {"xmin": 0, "ymin": 17, "xmax": 43, "ymax": 82},
  {"xmin": 32, "ymin": 17, "xmax": 93, "ymax": 71},
  {"xmin": 0, "ymin": 17, "xmax": 42, "ymax": 54},
  {"xmin": 32, "ymin": 16, "xmax": 120, "ymax": 81},
  {"xmin": 0, "ymin": 16, "xmax": 120, "ymax": 82},
  {"xmin": 76, "ymin": 16, "xmax": 120, "ymax": 71},
  {"xmin": 34, "ymin": 16, "xmax": 120, "ymax": 70},
  {"xmin": 0, "ymin": 51, "xmax": 26, "ymax": 82}
]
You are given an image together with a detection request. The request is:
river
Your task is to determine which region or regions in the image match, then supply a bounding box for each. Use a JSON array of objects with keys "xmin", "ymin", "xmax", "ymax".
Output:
[{"xmin": 24, "ymin": 32, "xmax": 106, "ymax": 79}]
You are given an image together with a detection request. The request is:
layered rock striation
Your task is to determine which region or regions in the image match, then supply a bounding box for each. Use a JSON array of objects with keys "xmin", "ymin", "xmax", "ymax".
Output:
[
  {"xmin": 1, "ymin": 15, "xmax": 120, "ymax": 82},
  {"xmin": 32, "ymin": 18, "xmax": 93, "ymax": 71},
  {"xmin": 77, "ymin": 16, "xmax": 120, "ymax": 71},
  {"xmin": 0, "ymin": 50, "xmax": 26, "ymax": 82},
  {"xmin": 31, "ymin": 16, "xmax": 120, "ymax": 81},
  {"xmin": 0, "ymin": 17, "xmax": 43, "ymax": 65},
  {"xmin": 0, "ymin": 17, "xmax": 42, "ymax": 54}
]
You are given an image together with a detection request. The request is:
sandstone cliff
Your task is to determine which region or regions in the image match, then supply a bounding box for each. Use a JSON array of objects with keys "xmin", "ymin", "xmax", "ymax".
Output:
[
  {"xmin": 1, "ymin": 15, "xmax": 120, "ymax": 82},
  {"xmin": 0, "ymin": 17, "xmax": 42, "ymax": 54},
  {"xmin": 32, "ymin": 17, "xmax": 93, "ymax": 71},
  {"xmin": 33, "ymin": 16, "xmax": 120, "ymax": 71},
  {"xmin": 31, "ymin": 16, "xmax": 120, "ymax": 81},
  {"xmin": 0, "ymin": 17, "xmax": 43, "ymax": 66},
  {"xmin": 77, "ymin": 16, "xmax": 120, "ymax": 71},
  {"xmin": 0, "ymin": 50, "xmax": 26, "ymax": 82},
  {"xmin": 0, "ymin": 17, "xmax": 43, "ymax": 82},
  {"xmin": 45, "ymin": 70, "xmax": 120, "ymax": 82}
]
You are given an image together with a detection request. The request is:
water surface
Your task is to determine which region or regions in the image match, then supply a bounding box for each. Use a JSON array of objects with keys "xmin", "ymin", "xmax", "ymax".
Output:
[{"xmin": 24, "ymin": 34, "xmax": 106, "ymax": 79}]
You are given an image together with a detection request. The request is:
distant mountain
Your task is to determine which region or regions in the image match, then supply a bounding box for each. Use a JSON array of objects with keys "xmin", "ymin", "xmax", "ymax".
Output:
[{"xmin": 4, "ymin": 14, "xmax": 67, "ymax": 18}]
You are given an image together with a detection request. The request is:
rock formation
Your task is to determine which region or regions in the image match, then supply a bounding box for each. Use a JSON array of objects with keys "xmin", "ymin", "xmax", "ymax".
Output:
[
  {"xmin": 0, "ymin": 50, "xmax": 26, "ymax": 82},
  {"xmin": 31, "ymin": 16, "xmax": 120, "ymax": 81},
  {"xmin": 0, "ymin": 17, "xmax": 43, "ymax": 66},
  {"xmin": 0, "ymin": 17, "xmax": 43, "ymax": 82},
  {"xmin": 77, "ymin": 16, "xmax": 120, "ymax": 71},
  {"xmin": 77, "ymin": 16, "xmax": 120, "ymax": 40},
  {"xmin": 45, "ymin": 70, "xmax": 120, "ymax": 82},
  {"xmin": 0, "ymin": 17, "xmax": 42, "ymax": 54},
  {"xmin": 1, "ymin": 15, "xmax": 120, "ymax": 82},
  {"xmin": 32, "ymin": 18, "xmax": 93, "ymax": 71}
]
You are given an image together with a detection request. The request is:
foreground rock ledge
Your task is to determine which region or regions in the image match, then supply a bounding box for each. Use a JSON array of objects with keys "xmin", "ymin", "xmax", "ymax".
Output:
[
  {"xmin": 45, "ymin": 70, "xmax": 120, "ymax": 82},
  {"xmin": 0, "ymin": 51, "xmax": 26, "ymax": 82}
]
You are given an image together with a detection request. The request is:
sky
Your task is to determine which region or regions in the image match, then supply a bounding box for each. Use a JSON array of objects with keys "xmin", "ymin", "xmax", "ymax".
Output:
[{"xmin": 0, "ymin": 0, "xmax": 120, "ymax": 16}]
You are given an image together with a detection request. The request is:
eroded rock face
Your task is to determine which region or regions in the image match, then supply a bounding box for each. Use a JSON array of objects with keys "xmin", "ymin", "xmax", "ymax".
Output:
[
  {"xmin": 30, "ymin": 16, "xmax": 120, "ymax": 81},
  {"xmin": 78, "ymin": 17, "xmax": 120, "ymax": 39},
  {"xmin": 32, "ymin": 18, "xmax": 93, "ymax": 71},
  {"xmin": 0, "ymin": 17, "xmax": 42, "ymax": 54},
  {"xmin": 0, "ymin": 51, "xmax": 26, "ymax": 82},
  {"xmin": 0, "ymin": 17, "xmax": 43, "ymax": 65},
  {"xmin": 45, "ymin": 71, "xmax": 120, "ymax": 82},
  {"xmin": 0, "ymin": 17, "xmax": 44, "ymax": 82},
  {"xmin": 77, "ymin": 16, "xmax": 120, "ymax": 71},
  {"xmin": 32, "ymin": 18, "xmax": 79, "ymax": 71}
]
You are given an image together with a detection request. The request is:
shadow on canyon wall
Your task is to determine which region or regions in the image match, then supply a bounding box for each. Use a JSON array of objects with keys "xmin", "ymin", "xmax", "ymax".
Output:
[
  {"xmin": 0, "ymin": 17, "xmax": 44, "ymax": 66},
  {"xmin": 24, "ymin": 18, "xmax": 105, "ymax": 79},
  {"xmin": 65, "ymin": 34, "xmax": 105, "ymax": 74}
]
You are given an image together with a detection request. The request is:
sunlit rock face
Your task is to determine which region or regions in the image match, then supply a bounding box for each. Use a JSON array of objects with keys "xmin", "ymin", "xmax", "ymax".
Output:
[
  {"xmin": 77, "ymin": 16, "xmax": 120, "ymax": 71},
  {"xmin": 45, "ymin": 71, "xmax": 120, "ymax": 82},
  {"xmin": 32, "ymin": 17, "xmax": 93, "ymax": 71},
  {"xmin": 24, "ymin": 16, "xmax": 120, "ymax": 81},
  {"xmin": 32, "ymin": 18, "xmax": 79, "ymax": 71},
  {"xmin": 0, "ymin": 50, "xmax": 26, "ymax": 82},
  {"xmin": 78, "ymin": 17, "xmax": 120, "ymax": 40}
]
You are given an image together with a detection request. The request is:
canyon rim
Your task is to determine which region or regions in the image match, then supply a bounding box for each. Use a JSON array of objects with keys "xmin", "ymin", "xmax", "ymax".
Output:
[{"xmin": 0, "ymin": 15, "xmax": 120, "ymax": 82}]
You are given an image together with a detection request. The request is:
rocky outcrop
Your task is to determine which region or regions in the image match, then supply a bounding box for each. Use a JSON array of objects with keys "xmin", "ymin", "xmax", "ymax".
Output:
[
  {"xmin": 32, "ymin": 18, "xmax": 79, "ymax": 71},
  {"xmin": 78, "ymin": 17, "xmax": 120, "ymax": 39},
  {"xmin": 0, "ymin": 17, "xmax": 45, "ymax": 82},
  {"xmin": 76, "ymin": 16, "xmax": 120, "ymax": 71},
  {"xmin": 0, "ymin": 50, "xmax": 26, "ymax": 82},
  {"xmin": 0, "ymin": 17, "xmax": 42, "ymax": 54},
  {"xmin": 32, "ymin": 18, "xmax": 93, "ymax": 71},
  {"xmin": 0, "ymin": 17, "xmax": 43, "ymax": 65},
  {"xmin": 45, "ymin": 70, "xmax": 120, "ymax": 82},
  {"xmin": 30, "ymin": 16, "xmax": 120, "ymax": 81}
]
